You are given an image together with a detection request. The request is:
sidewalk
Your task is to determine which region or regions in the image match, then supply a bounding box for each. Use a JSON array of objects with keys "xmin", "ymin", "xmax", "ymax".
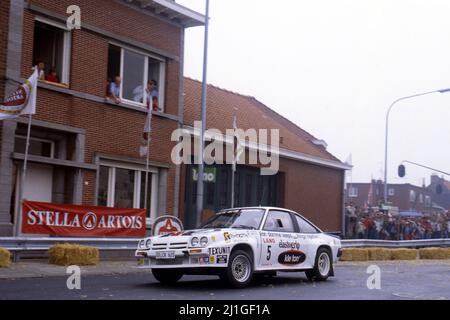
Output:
[{"xmin": 0, "ymin": 260, "xmax": 147, "ymax": 280}]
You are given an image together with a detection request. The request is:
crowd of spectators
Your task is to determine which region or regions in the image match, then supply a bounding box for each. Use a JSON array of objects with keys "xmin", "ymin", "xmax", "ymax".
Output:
[{"xmin": 344, "ymin": 204, "xmax": 450, "ymax": 240}]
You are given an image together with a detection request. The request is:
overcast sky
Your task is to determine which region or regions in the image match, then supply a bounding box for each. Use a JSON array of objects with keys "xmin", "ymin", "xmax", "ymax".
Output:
[{"xmin": 177, "ymin": 0, "xmax": 450, "ymax": 186}]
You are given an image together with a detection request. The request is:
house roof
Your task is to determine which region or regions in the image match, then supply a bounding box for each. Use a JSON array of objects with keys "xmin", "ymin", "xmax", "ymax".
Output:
[
  {"xmin": 123, "ymin": 0, "xmax": 205, "ymax": 27},
  {"xmin": 183, "ymin": 78, "xmax": 343, "ymax": 164}
]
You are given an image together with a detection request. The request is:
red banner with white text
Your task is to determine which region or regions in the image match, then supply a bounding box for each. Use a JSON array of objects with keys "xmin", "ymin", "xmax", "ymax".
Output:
[{"xmin": 22, "ymin": 201, "xmax": 146, "ymax": 237}]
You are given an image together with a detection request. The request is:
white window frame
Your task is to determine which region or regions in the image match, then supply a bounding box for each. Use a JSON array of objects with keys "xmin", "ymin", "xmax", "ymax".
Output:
[
  {"xmin": 348, "ymin": 186, "xmax": 358, "ymax": 197},
  {"xmin": 388, "ymin": 188, "xmax": 395, "ymax": 196},
  {"xmin": 409, "ymin": 190, "xmax": 416, "ymax": 202},
  {"xmin": 15, "ymin": 135, "xmax": 55, "ymax": 159},
  {"xmin": 110, "ymin": 42, "xmax": 166, "ymax": 111},
  {"xmin": 34, "ymin": 16, "xmax": 72, "ymax": 85},
  {"xmin": 99, "ymin": 161, "xmax": 159, "ymax": 226}
]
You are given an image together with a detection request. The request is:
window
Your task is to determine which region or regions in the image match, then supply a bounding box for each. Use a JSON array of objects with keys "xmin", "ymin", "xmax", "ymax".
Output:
[
  {"xmin": 425, "ymin": 195, "xmax": 431, "ymax": 207},
  {"xmin": 348, "ymin": 186, "xmax": 358, "ymax": 197},
  {"xmin": 97, "ymin": 164, "xmax": 158, "ymax": 222},
  {"xmin": 294, "ymin": 215, "xmax": 318, "ymax": 233},
  {"xmin": 14, "ymin": 135, "xmax": 55, "ymax": 158},
  {"xmin": 419, "ymin": 194, "xmax": 423, "ymax": 204},
  {"xmin": 33, "ymin": 19, "xmax": 71, "ymax": 85},
  {"xmin": 107, "ymin": 44, "xmax": 166, "ymax": 110},
  {"xmin": 409, "ymin": 190, "xmax": 416, "ymax": 202},
  {"xmin": 263, "ymin": 210, "xmax": 295, "ymax": 232},
  {"xmin": 388, "ymin": 188, "xmax": 395, "ymax": 196}
]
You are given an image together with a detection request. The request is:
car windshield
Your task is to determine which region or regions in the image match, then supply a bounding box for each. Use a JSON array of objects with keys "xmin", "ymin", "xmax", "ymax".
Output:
[{"xmin": 202, "ymin": 209, "xmax": 265, "ymax": 230}]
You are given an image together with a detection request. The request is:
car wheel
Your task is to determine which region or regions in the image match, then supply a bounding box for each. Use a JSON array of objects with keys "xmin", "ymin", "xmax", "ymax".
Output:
[
  {"xmin": 305, "ymin": 248, "xmax": 332, "ymax": 281},
  {"xmin": 224, "ymin": 250, "xmax": 254, "ymax": 288},
  {"xmin": 152, "ymin": 269, "xmax": 183, "ymax": 285}
]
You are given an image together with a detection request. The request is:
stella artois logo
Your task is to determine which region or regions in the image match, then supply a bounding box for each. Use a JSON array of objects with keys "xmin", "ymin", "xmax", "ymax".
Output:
[{"xmin": 0, "ymin": 81, "xmax": 31, "ymax": 115}]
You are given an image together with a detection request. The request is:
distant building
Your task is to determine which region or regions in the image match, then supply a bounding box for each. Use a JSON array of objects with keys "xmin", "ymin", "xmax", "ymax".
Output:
[
  {"xmin": 428, "ymin": 174, "xmax": 450, "ymax": 211},
  {"xmin": 345, "ymin": 180, "xmax": 437, "ymax": 214}
]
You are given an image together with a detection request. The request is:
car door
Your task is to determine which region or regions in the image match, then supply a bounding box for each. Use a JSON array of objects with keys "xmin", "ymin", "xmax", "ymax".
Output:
[
  {"xmin": 259, "ymin": 210, "xmax": 307, "ymax": 270},
  {"xmin": 292, "ymin": 213, "xmax": 321, "ymax": 269}
]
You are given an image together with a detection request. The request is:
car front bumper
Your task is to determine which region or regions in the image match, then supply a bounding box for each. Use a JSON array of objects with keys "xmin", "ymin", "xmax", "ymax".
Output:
[{"xmin": 135, "ymin": 248, "xmax": 228, "ymax": 269}]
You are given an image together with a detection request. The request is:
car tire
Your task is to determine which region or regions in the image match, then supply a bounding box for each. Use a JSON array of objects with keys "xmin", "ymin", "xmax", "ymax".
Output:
[
  {"xmin": 224, "ymin": 250, "xmax": 254, "ymax": 289},
  {"xmin": 305, "ymin": 247, "xmax": 333, "ymax": 281},
  {"xmin": 152, "ymin": 269, "xmax": 183, "ymax": 285}
]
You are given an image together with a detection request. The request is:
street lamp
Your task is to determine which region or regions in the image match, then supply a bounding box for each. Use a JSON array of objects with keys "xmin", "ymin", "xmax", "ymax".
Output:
[
  {"xmin": 383, "ymin": 88, "xmax": 450, "ymax": 203},
  {"xmin": 195, "ymin": 0, "xmax": 210, "ymax": 228}
]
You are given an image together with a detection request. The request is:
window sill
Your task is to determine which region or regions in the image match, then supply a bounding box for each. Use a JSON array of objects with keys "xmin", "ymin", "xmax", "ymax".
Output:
[
  {"xmin": 38, "ymin": 80, "xmax": 69, "ymax": 89},
  {"xmin": 104, "ymin": 97, "xmax": 177, "ymax": 120}
]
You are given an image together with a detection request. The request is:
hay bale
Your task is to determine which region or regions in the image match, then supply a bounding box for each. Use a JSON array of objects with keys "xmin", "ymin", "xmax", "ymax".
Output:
[
  {"xmin": 340, "ymin": 248, "xmax": 368, "ymax": 261},
  {"xmin": 0, "ymin": 247, "xmax": 11, "ymax": 268},
  {"xmin": 367, "ymin": 248, "xmax": 392, "ymax": 261},
  {"xmin": 390, "ymin": 248, "xmax": 417, "ymax": 260},
  {"xmin": 419, "ymin": 248, "xmax": 450, "ymax": 260},
  {"xmin": 48, "ymin": 243, "xmax": 99, "ymax": 266}
]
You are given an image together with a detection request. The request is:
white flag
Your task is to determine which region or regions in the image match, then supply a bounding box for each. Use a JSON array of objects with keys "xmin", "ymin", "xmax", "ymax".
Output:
[
  {"xmin": 139, "ymin": 105, "xmax": 153, "ymax": 157},
  {"xmin": 0, "ymin": 68, "xmax": 38, "ymax": 120}
]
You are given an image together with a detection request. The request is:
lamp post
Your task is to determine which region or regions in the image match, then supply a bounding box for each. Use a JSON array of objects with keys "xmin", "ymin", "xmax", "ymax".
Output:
[
  {"xmin": 383, "ymin": 88, "xmax": 450, "ymax": 203},
  {"xmin": 195, "ymin": 0, "xmax": 210, "ymax": 228}
]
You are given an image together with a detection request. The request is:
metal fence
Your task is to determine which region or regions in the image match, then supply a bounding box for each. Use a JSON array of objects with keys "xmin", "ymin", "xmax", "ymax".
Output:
[
  {"xmin": 0, "ymin": 237, "xmax": 140, "ymax": 252},
  {"xmin": 0, "ymin": 237, "xmax": 449, "ymax": 253}
]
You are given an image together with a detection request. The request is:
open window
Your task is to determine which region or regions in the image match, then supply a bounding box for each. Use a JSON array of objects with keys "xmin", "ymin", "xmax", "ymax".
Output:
[
  {"xmin": 32, "ymin": 18, "xmax": 71, "ymax": 86},
  {"xmin": 107, "ymin": 44, "xmax": 166, "ymax": 111}
]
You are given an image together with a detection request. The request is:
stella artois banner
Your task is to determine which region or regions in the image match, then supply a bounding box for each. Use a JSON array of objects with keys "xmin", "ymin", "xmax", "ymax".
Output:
[
  {"xmin": 0, "ymin": 68, "xmax": 38, "ymax": 120},
  {"xmin": 22, "ymin": 201, "xmax": 146, "ymax": 237}
]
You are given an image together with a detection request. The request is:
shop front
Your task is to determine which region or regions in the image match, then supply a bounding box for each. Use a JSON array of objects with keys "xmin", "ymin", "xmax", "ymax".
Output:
[{"xmin": 183, "ymin": 164, "xmax": 280, "ymax": 229}]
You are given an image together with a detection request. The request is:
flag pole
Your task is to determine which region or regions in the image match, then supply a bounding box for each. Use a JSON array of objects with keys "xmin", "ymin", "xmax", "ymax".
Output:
[
  {"xmin": 12, "ymin": 113, "xmax": 32, "ymax": 261},
  {"xmin": 231, "ymin": 115, "xmax": 237, "ymax": 208},
  {"xmin": 144, "ymin": 100, "xmax": 152, "ymax": 225}
]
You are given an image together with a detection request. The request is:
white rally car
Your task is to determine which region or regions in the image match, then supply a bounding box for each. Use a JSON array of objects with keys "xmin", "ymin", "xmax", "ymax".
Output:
[{"xmin": 135, "ymin": 207, "xmax": 342, "ymax": 288}]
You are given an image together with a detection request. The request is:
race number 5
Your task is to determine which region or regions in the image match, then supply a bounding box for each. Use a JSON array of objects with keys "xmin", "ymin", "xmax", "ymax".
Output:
[{"xmin": 266, "ymin": 245, "xmax": 272, "ymax": 261}]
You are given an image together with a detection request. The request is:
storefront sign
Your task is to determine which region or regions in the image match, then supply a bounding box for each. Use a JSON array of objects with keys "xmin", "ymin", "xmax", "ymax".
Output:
[
  {"xmin": 153, "ymin": 215, "xmax": 184, "ymax": 236},
  {"xmin": 22, "ymin": 201, "xmax": 146, "ymax": 237},
  {"xmin": 192, "ymin": 167, "xmax": 216, "ymax": 183}
]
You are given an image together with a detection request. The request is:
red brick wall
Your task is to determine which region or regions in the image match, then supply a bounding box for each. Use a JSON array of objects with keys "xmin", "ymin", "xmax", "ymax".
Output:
[
  {"xmin": 0, "ymin": 0, "xmax": 10, "ymax": 101},
  {"xmin": 28, "ymin": 0, "xmax": 181, "ymax": 55},
  {"xmin": 279, "ymin": 159, "xmax": 344, "ymax": 232},
  {"xmin": 17, "ymin": 1, "xmax": 182, "ymax": 212}
]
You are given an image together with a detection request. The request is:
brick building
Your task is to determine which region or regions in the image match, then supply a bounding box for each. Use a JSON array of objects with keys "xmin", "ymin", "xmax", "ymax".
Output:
[
  {"xmin": 346, "ymin": 180, "xmax": 437, "ymax": 214},
  {"xmin": 180, "ymin": 79, "xmax": 350, "ymax": 231},
  {"xmin": 428, "ymin": 174, "xmax": 450, "ymax": 211},
  {"xmin": 1, "ymin": 0, "xmax": 350, "ymax": 236},
  {"xmin": 0, "ymin": 0, "xmax": 204, "ymax": 236}
]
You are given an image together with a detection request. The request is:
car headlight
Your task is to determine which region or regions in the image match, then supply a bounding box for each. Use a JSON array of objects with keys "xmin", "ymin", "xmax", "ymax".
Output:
[
  {"xmin": 139, "ymin": 240, "xmax": 145, "ymax": 249},
  {"xmin": 200, "ymin": 237, "xmax": 208, "ymax": 247},
  {"xmin": 145, "ymin": 238, "xmax": 152, "ymax": 249},
  {"xmin": 191, "ymin": 237, "xmax": 199, "ymax": 247}
]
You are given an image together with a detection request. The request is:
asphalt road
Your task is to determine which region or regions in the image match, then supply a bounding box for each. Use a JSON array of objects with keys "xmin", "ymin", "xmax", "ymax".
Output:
[{"xmin": 0, "ymin": 261, "xmax": 449, "ymax": 300}]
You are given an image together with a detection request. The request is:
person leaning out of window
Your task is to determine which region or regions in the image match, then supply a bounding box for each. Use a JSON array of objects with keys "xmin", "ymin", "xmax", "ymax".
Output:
[
  {"xmin": 109, "ymin": 76, "xmax": 122, "ymax": 104},
  {"xmin": 146, "ymin": 79, "xmax": 160, "ymax": 112}
]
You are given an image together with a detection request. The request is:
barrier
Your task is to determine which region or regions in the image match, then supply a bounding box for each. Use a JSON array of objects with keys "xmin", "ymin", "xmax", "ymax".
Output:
[{"xmin": 0, "ymin": 237, "xmax": 449, "ymax": 254}]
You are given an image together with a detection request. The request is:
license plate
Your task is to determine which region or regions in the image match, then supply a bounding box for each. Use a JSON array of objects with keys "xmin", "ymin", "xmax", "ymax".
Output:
[{"xmin": 156, "ymin": 251, "xmax": 176, "ymax": 259}]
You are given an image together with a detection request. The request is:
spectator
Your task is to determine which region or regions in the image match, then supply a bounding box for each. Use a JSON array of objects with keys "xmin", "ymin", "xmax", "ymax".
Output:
[
  {"xmin": 34, "ymin": 60, "xmax": 46, "ymax": 80},
  {"xmin": 45, "ymin": 68, "xmax": 59, "ymax": 83},
  {"xmin": 110, "ymin": 76, "xmax": 122, "ymax": 104},
  {"xmin": 147, "ymin": 79, "xmax": 160, "ymax": 111}
]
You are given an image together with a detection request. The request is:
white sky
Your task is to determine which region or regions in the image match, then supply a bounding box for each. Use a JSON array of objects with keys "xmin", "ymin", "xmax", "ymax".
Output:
[{"xmin": 177, "ymin": 0, "xmax": 450, "ymax": 186}]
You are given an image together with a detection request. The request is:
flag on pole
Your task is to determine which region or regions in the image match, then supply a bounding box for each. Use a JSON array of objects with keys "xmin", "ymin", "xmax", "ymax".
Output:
[
  {"xmin": 139, "ymin": 102, "xmax": 153, "ymax": 157},
  {"xmin": 0, "ymin": 68, "xmax": 38, "ymax": 120},
  {"xmin": 232, "ymin": 115, "xmax": 244, "ymax": 172}
]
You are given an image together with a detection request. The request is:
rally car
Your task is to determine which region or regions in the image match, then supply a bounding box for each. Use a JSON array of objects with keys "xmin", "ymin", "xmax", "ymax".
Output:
[{"xmin": 135, "ymin": 207, "xmax": 342, "ymax": 288}]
